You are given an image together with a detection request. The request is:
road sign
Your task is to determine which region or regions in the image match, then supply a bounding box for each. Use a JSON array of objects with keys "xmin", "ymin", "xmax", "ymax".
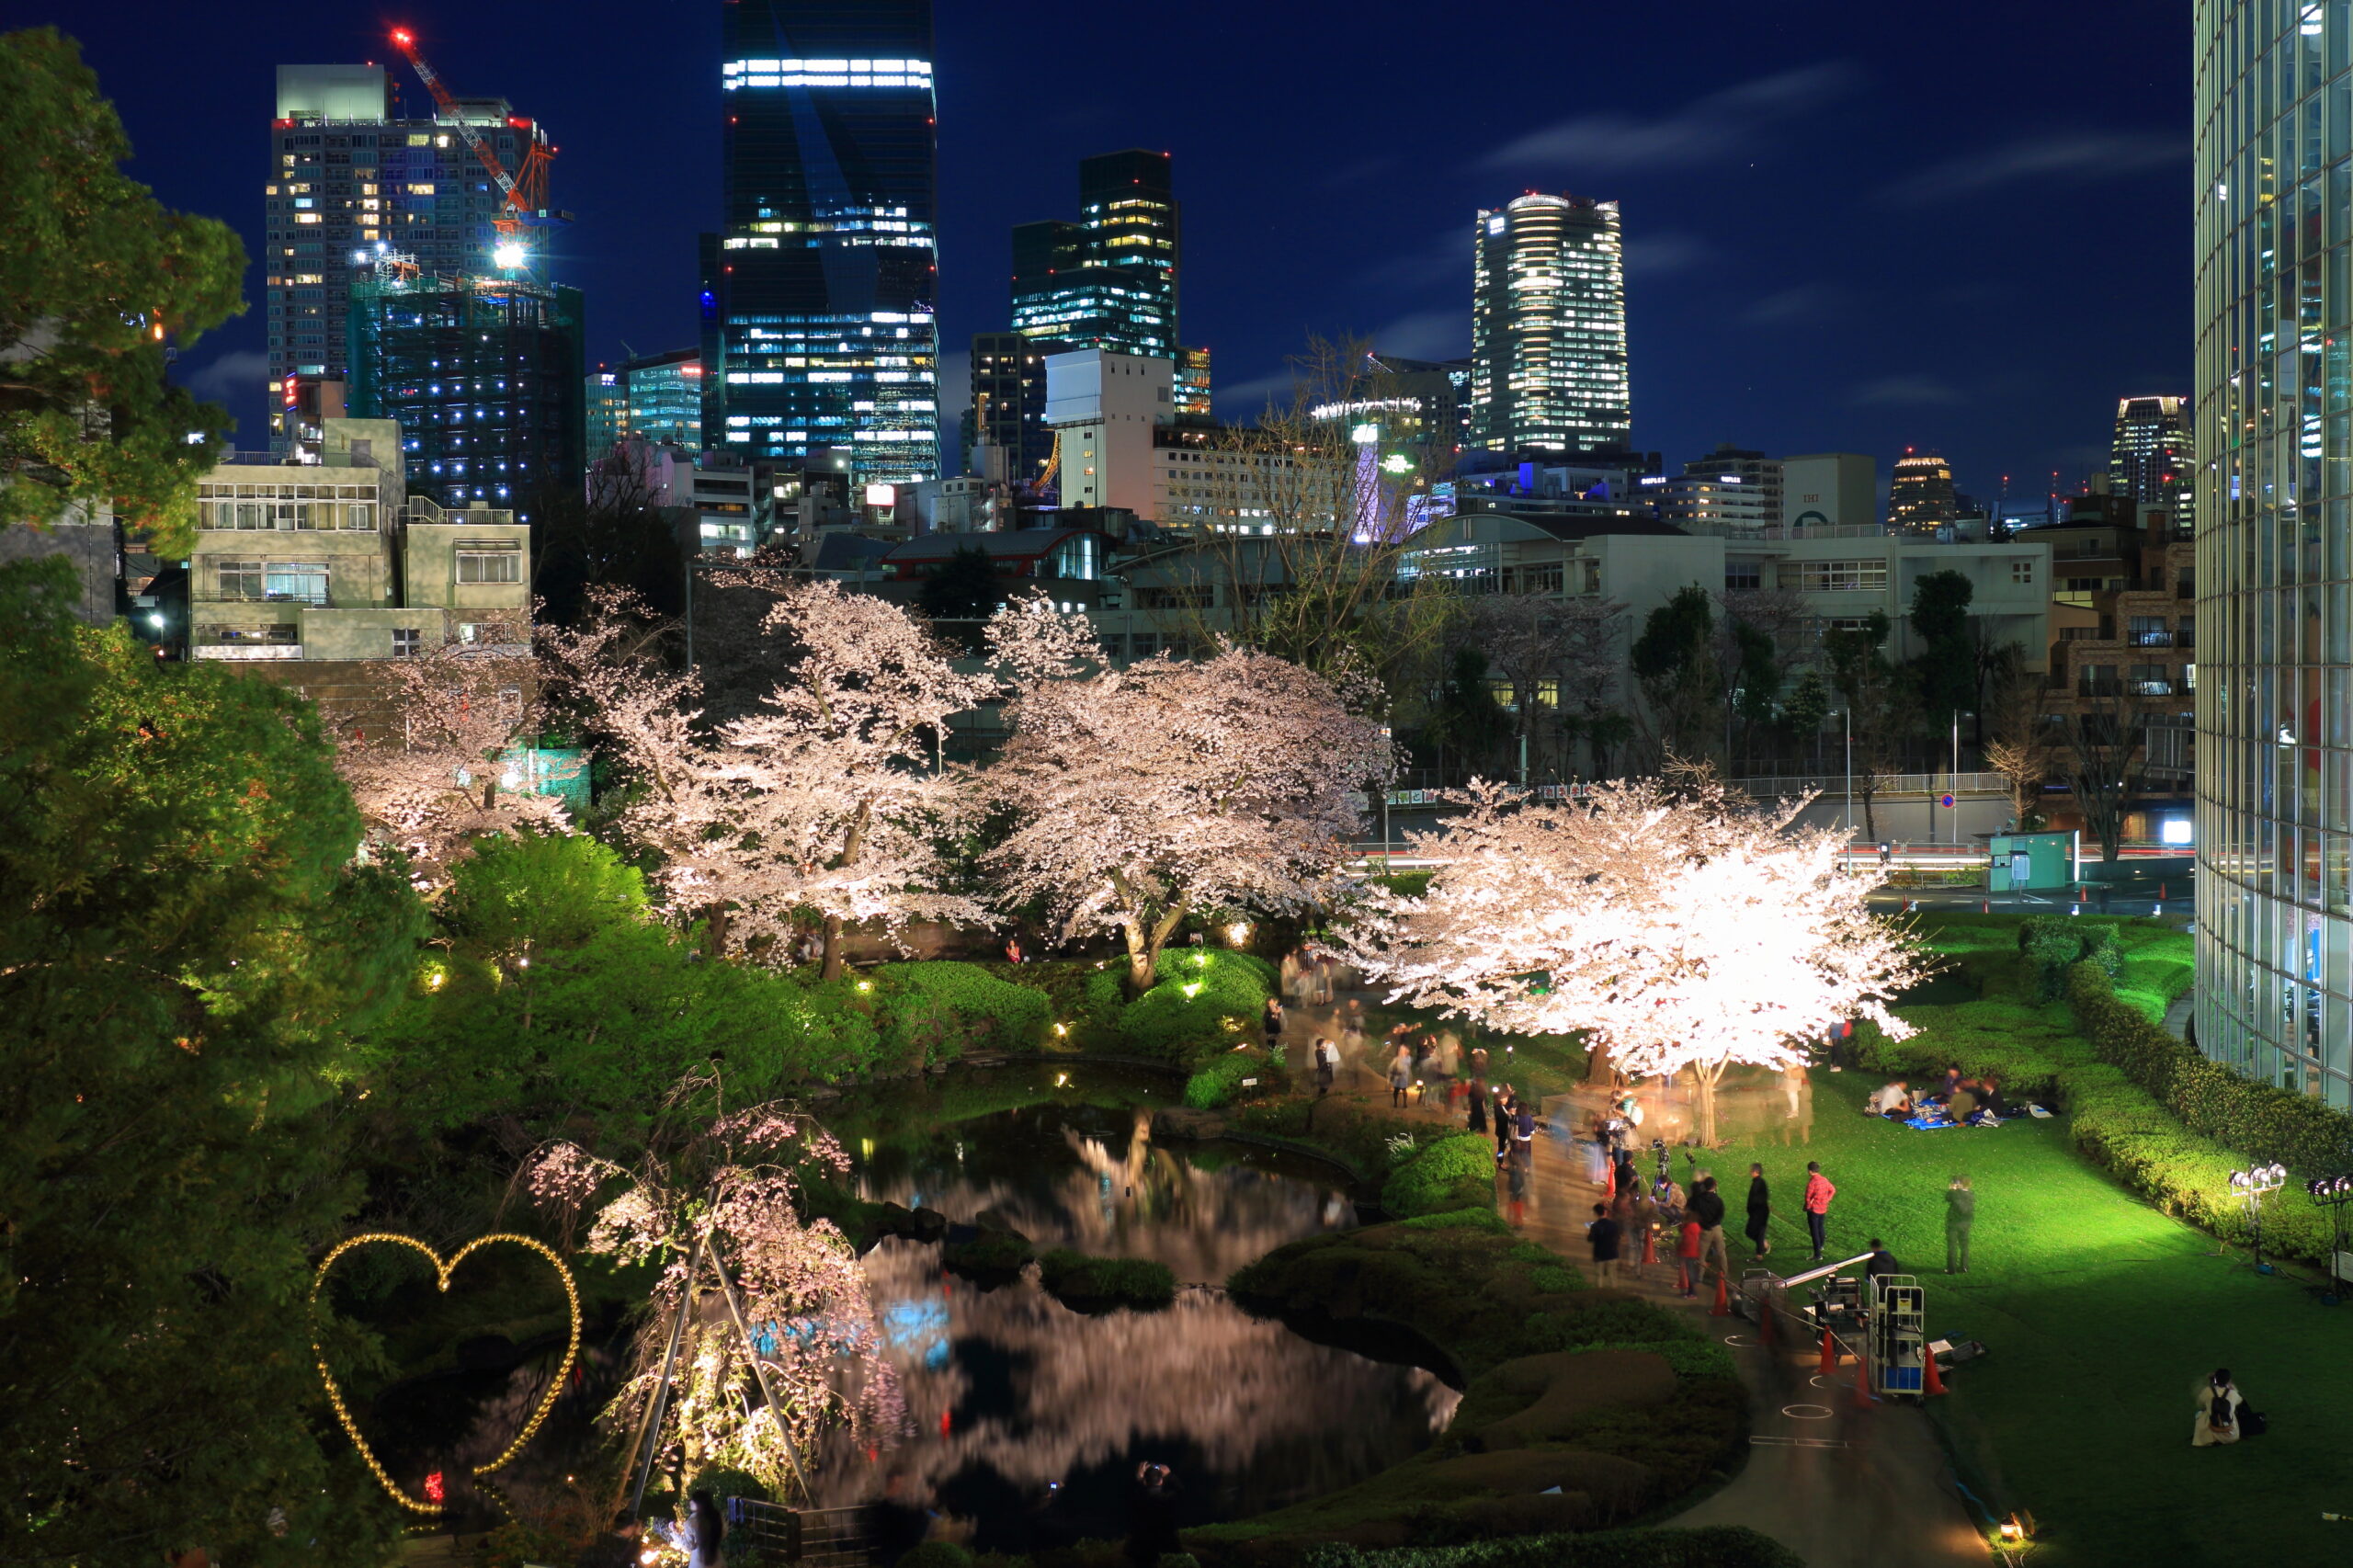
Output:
[{"xmin": 1939, "ymin": 793, "xmax": 1956, "ymax": 809}]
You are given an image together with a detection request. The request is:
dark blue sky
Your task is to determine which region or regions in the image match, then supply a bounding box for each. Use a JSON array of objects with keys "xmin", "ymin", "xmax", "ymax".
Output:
[{"xmin": 60, "ymin": 0, "xmax": 2188, "ymax": 501}]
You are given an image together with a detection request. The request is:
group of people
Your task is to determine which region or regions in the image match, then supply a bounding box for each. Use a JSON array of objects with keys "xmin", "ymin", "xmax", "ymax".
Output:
[
  {"xmin": 1864, "ymin": 1067, "xmax": 2011, "ymax": 1126},
  {"xmin": 1586, "ymin": 1166, "xmax": 1739, "ymax": 1297},
  {"xmin": 577, "ymin": 1493, "xmax": 724, "ymax": 1568}
]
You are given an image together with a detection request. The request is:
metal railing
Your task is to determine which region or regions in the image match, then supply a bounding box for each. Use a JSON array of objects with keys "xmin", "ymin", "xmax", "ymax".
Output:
[{"xmin": 1731, "ymin": 771, "xmax": 2009, "ymax": 797}]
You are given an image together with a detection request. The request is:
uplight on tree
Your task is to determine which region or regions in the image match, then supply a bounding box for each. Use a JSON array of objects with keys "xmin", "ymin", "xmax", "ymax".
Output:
[{"xmin": 1333, "ymin": 775, "xmax": 1925, "ymax": 1142}]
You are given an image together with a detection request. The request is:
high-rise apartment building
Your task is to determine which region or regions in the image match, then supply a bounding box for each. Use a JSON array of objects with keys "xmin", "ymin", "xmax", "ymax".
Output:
[
  {"xmin": 347, "ymin": 261, "xmax": 585, "ymax": 516},
  {"xmin": 1469, "ymin": 193, "xmax": 1629, "ymax": 455},
  {"xmin": 267, "ymin": 64, "xmax": 548, "ymax": 448},
  {"xmin": 2194, "ymin": 0, "xmax": 2353, "ymax": 1105},
  {"xmin": 966, "ymin": 333, "xmax": 1054, "ymax": 480},
  {"xmin": 1888, "ymin": 449, "xmax": 1960, "ymax": 533},
  {"xmin": 1647, "ymin": 446, "xmax": 1781, "ymax": 532},
  {"xmin": 705, "ymin": 1, "xmax": 941, "ymax": 485},
  {"xmin": 2110, "ymin": 394, "xmax": 2195, "ymax": 521}
]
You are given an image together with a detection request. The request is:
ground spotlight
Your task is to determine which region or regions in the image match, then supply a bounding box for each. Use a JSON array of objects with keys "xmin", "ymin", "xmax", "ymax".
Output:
[{"xmin": 2231, "ymin": 1164, "xmax": 2288, "ymax": 1272}]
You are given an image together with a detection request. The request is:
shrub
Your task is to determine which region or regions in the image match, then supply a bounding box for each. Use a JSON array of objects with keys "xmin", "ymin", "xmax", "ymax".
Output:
[
  {"xmin": 942, "ymin": 1227, "xmax": 1036, "ymax": 1278},
  {"xmin": 688, "ymin": 1463, "xmax": 767, "ymax": 1505},
  {"xmin": 1381, "ymin": 1133, "xmax": 1499, "ymax": 1219},
  {"xmin": 1036, "ymin": 1249, "xmax": 1178, "ymax": 1312},
  {"xmin": 898, "ymin": 1545, "xmax": 975, "ymax": 1568},
  {"xmin": 1183, "ymin": 1048, "xmax": 1284, "ymax": 1109},
  {"xmin": 1116, "ymin": 949, "xmax": 1275, "ymax": 1067},
  {"xmin": 873, "ymin": 960, "xmax": 1053, "ymax": 1067}
]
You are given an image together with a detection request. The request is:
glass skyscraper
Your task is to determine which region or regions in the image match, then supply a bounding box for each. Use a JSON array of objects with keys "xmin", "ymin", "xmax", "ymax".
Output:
[
  {"xmin": 706, "ymin": 0, "xmax": 940, "ymax": 485},
  {"xmin": 2111, "ymin": 394, "xmax": 2196, "ymax": 521},
  {"xmin": 1469, "ymin": 193, "xmax": 1629, "ymax": 455},
  {"xmin": 1009, "ymin": 151, "xmax": 1180, "ymax": 356},
  {"xmin": 2194, "ymin": 0, "xmax": 2353, "ymax": 1106}
]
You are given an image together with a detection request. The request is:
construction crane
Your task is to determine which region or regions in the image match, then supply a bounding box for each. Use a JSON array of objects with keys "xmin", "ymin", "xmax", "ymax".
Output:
[{"xmin": 388, "ymin": 27, "xmax": 563, "ymax": 264}]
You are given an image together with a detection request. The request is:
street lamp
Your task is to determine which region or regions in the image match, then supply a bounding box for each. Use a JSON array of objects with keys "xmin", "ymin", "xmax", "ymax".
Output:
[
  {"xmin": 2230, "ymin": 1164, "xmax": 2288, "ymax": 1273},
  {"xmin": 1378, "ymin": 724, "xmax": 1393, "ymax": 875},
  {"xmin": 2309, "ymin": 1173, "xmax": 2353, "ymax": 1297},
  {"xmin": 1827, "ymin": 709, "xmax": 1852, "ymax": 843}
]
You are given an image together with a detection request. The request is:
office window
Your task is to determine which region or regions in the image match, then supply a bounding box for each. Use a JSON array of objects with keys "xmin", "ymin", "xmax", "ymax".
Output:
[
  {"xmin": 392, "ymin": 628, "xmax": 421, "ymax": 658},
  {"xmin": 264, "ymin": 562, "xmax": 329, "ymax": 604},
  {"xmin": 456, "ymin": 541, "xmax": 522, "ymax": 583},
  {"xmin": 2011, "ymin": 559, "xmax": 2036, "ymax": 584},
  {"xmin": 1725, "ymin": 562, "xmax": 1763, "ymax": 591},
  {"xmin": 218, "ymin": 559, "xmax": 265, "ymax": 599},
  {"xmin": 1778, "ymin": 560, "xmax": 1889, "ymax": 592}
]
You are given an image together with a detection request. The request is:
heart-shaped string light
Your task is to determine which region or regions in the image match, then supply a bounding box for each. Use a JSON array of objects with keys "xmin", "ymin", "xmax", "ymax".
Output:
[{"xmin": 311, "ymin": 1232, "xmax": 582, "ymax": 1513}]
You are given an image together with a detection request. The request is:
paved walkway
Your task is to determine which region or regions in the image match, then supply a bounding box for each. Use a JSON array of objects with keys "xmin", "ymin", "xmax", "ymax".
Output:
[{"xmin": 1268, "ymin": 968, "xmax": 1993, "ymax": 1568}]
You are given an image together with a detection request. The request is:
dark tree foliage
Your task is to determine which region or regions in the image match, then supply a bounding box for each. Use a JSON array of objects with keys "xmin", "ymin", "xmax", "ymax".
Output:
[
  {"xmin": 0, "ymin": 559, "xmax": 424, "ymax": 1566},
  {"xmin": 1907, "ymin": 568, "xmax": 1978, "ymax": 721},
  {"xmin": 916, "ymin": 544, "xmax": 1003, "ymax": 624}
]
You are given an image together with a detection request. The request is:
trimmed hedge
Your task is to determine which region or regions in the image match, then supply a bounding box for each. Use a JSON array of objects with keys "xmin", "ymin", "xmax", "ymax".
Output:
[
  {"xmin": 1036, "ymin": 1249, "xmax": 1178, "ymax": 1313},
  {"xmin": 1117, "ymin": 949, "xmax": 1278, "ymax": 1067},
  {"xmin": 873, "ymin": 960, "xmax": 1053, "ymax": 1068},
  {"xmin": 1381, "ymin": 1133, "xmax": 1501, "ymax": 1218},
  {"xmin": 2063, "ymin": 960, "xmax": 2353, "ymax": 1175},
  {"xmin": 1185, "ymin": 1047, "xmax": 1286, "ymax": 1109},
  {"xmin": 1298, "ymin": 1525, "xmax": 1802, "ymax": 1568}
]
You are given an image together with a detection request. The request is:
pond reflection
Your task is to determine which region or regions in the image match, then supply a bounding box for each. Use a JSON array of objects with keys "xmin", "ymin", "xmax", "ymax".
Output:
[{"xmin": 813, "ymin": 1102, "xmax": 1458, "ymax": 1551}]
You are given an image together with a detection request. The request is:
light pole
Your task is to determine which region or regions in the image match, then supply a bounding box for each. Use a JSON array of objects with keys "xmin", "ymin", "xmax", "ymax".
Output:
[
  {"xmin": 1378, "ymin": 724, "xmax": 1393, "ymax": 875},
  {"xmin": 1950, "ymin": 710, "xmax": 1960, "ymax": 846},
  {"xmin": 2231, "ymin": 1163, "xmax": 2288, "ymax": 1273},
  {"xmin": 1837, "ymin": 708, "xmax": 1853, "ymax": 843}
]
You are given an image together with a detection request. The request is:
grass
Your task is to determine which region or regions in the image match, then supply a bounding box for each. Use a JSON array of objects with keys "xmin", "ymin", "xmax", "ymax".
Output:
[{"xmin": 1689, "ymin": 914, "xmax": 2352, "ymax": 1568}]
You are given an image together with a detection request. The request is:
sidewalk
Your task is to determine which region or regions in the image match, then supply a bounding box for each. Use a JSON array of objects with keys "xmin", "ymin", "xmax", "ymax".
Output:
[{"xmin": 1268, "ymin": 971, "xmax": 1991, "ymax": 1568}]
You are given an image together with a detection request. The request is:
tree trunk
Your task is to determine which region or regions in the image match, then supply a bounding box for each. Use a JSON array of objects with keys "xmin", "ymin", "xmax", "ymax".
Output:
[
  {"xmin": 1584, "ymin": 1039, "xmax": 1616, "ymax": 1085},
  {"xmin": 702, "ymin": 902, "xmax": 731, "ymax": 960},
  {"xmin": 821, "ymin": 913, "xmax": 847, "ymax": 982},
  {"xmin": 1861, "ymin": 790, "xmax": 1879, "ymax": 842},
  {"xmin": 1693, "ymin": 1061, "xmax": 1729, "ymax": 1146}
]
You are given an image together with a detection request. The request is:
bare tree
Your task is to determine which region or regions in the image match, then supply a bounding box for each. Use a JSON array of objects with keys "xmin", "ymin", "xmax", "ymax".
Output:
[
  {"xmin": 1983, "ymin": 663, "xmax": 2062, "ymax": 827},
  {"xmin": 2061, "ymin": 678, "xmax": 2155, "ymax": 863},
  {"xmin": 1151, "ymin": 336, "xmax": 1457, "ymax": 699}
]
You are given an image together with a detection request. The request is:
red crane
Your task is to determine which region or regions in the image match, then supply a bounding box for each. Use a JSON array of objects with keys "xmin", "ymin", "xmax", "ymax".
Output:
[{"xmin": 388, "ymin": 27, "xmax": 559, "ymax": 244}]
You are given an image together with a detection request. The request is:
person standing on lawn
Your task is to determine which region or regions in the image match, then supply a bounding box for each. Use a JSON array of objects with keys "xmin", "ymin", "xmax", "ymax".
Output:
[
  {"xmin": 1802, "ymin": 1161, "xmax": 1836, "ymax": 1262},
  {"xmin": 1586, "ymin": 1203, "xmax": 1622, "ymax": 1287},
  {"xmin": 1689, "ymin": 1174, "xmax": 1728, "ymax": 1283},
  {"xmin": 1744, "ymin": 1163, "xmax": 1772, "ymax": 1258},
  {"xmin": 1387, "ymin": 1043, "xmax": 1414, "ymax": 1108},
  {"xmin": 1494, "ymin": 1086, "xmax": 1517, "ymax": 1162},
  {"xmin": 1674, "ymin": 1214, "xmax": 1703, "ymax": 1297},
  {"xmin": 1945, "ymin": 1174, "xmax": 1974, "ymax": 1273}
]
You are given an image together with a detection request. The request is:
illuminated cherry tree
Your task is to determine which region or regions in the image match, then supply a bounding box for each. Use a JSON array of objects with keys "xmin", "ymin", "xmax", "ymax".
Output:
[
  {"xmin": 1333, "ymin": 777, "xmax": 1924, "ymax": 1142},
  {"xmin": 328, "ymin": 624, "xmax": 565, "ymax": 889},
  {"xmin": 525, "ymin": 1090, "xmax": 901, "ymax": 1499},
  {"xmin": 548, "ymin": 584, "xmax": 984, "ymax": 975},
  {"xmin": 983, "ymin": 605, "xmax": 1391, "ymax": 990}
]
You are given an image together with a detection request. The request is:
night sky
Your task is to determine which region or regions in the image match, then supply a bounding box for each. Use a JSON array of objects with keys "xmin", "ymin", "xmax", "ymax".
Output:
[{"xmin": 60, "ymin": 0, "xmax": 2188, "ymax": 503}]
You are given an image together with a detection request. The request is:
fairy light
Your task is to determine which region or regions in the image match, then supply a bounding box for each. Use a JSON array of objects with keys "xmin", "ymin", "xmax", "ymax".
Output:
[{"xmin": 311, "ymin": 1232, "xmax": 582, "ymax": 1513}]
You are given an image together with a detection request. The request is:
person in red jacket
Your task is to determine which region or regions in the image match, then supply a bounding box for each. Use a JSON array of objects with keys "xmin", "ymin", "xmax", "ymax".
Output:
[
  {"xmin": 1675, "ymin": 1216, "xmax": 1703, "ymax": 1297},
  {"xmin": 1802, "ymin": 1161, "xmax": 1836, "ymax": 1261}
]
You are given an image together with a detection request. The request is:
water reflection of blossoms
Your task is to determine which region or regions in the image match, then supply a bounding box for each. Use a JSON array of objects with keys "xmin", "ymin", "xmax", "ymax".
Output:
[{"xmin": 525, "ymin": 1085, "xmax": 904, "ymax": 1498}]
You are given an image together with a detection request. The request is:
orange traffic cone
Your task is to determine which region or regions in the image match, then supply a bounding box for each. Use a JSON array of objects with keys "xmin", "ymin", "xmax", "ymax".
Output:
[
  {"xmin": 1923, "ymin": 1350, "xmax": 1947, "ymax": 1397},
  {"xmin": 1757, "ymin": 1303, "xmax": 1776, "ymax": 1346},
  {"xmin": 1853, "ymin": 1353, "xmax": 1875, "ymax": 1409},
  {"xmin": 1818, "ymin": 1330, "xmax": 1838, "ymax": 1376},
  {"xmin": 1642, "ymin": 1227, "xmax": 1657, "ymax": 1266},
  {"xmin": 1711, "ymin": 1270, "xmax": 1732, "ymax": 1316},
  {"xmin": 1981, "ymin": 898, "xmax": 1991, "ymax": 915}
]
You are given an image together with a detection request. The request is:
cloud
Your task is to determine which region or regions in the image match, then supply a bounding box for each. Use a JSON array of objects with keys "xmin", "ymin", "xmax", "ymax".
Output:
[
  {"xmin": 1480, "ymin": 62, "xmax": 1861, "ymax": 173},
  {"xmin": 180, "ymin": 348, "xmax": 268, "ymax": 402},
  {"xmin": 1364, "ymin": 309, "xmax": 1470, "ymax": 363},
  {"xmin": 1885, "ymin": 131, "xmax": 2183, "ymax": 205},
  {"xmin": 1850, "ymin": 375, "xmax": 1965, "ymax": 408},
  {"xmin": 1743, "ymin": 285, "xmax": 1839, "ymax": 326},
  {"xmin": 1626, "ymin": 233, "xmax": 1709, "ymax": 278},
  {"xmin": 1212, "ymin": 369, "xmax": 1299, "ymax": 419}
]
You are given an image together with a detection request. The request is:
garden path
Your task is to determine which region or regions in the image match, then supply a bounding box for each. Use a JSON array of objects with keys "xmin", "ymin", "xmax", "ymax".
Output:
[{"xmin": 1270, "ymin": 973, "xmax": 1991, "ymax": 1568}]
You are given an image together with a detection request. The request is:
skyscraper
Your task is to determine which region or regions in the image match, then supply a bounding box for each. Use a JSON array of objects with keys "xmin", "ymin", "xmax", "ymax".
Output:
[
  {"xmin": 347, "ymin": 260, "xmax": 585, "ymax": 515},
  {"xmin": 706, "ymin": 2, "xmax": 940, "ymax": 485},
  {"xmin": 1469, "ymin": 193, "xmax": 1629, "ymax": 455},
  {"xmin": 267, "ymin": 63, "xmax": 549, "ymax": 449},
  {"xmin": 965, "ymin": 332, "xmax": 1053, "ymax": 479},
  {"xmin": 2110, "ymin": 394, "xmax": 2195, "ymax": 520},
  {"xmin": 1009, "ymin": 152, "xmax": 1180, "ymax": 356},
  {"xmin": 2194, "ymin": 1, "xmax": 2352, "ymax": 1105},
  {"xmin": 1887, "ymin": 449, "xmax": 1959, "ymax": 533}
]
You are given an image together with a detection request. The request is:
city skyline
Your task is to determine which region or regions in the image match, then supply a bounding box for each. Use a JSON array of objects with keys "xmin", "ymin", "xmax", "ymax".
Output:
[{"xmin": 72, "ymin": 0, "xmax": 2187, "ymax": 497}]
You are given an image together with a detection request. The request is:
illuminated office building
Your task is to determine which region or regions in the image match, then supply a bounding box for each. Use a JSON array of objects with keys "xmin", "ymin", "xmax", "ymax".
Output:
[
  {"xmin": 1888, "ymin": 449, "xmax": 1960, "ymax": 533},
  {"xmin": 2111, "ymin": 394, "xmax": 2196, "ymax": 522},
  {"xmin": 2192, "ymin": 0, "xmax": 2353, "ymax": 1105},
  {"xmin": 704, "ymin": 0, "xmax": 940, "ymax": 485},
  {"xmin": 267, "ymin": 63, "xmax": 549, "ymax": 447},
  {"xmin": 1010, "ymin": 151, "xmax": 1180, "ymax": 356},
  {"xmin": 1469, "ymin": 193, "xmax": 1629, "ymax": 454},
  {"xmin": 965, "ymin": 332, "xmax": 1054, "ymax": 480}
]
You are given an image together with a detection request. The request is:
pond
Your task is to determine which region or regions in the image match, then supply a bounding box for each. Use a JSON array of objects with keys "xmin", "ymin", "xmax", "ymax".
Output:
[
  {"xmin": 337, "ymin": 1069, "xmax": 1455, "ymax": 1551},
  {"xmin": 812, "ymin": 1084, "xmax": 1460, "ymax": 1553}
]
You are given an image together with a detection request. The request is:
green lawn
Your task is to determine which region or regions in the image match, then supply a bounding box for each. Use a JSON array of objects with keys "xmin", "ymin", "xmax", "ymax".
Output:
[{"xmin": 1691, "ymin": 917, "xmax": 2352, "ymax": 1568}]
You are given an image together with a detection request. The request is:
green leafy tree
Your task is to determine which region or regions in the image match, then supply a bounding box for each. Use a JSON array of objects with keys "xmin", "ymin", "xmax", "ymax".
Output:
[
  {"xmin": 1824, "ymin": 610, "xmax": 1900, "ymax": 839},
  {"xmin": 1779, "ymin": 667, "xmax": 1833, "ymax": 771},
  {"xmin": 1907, "ymin": 568, "xmax": 1978, "ymax": 724},
  {"xmin": 0, "ymin": 559, "xmax": 424, "ymax": 1566},
  {"xmin": 0, "ymin": 29, "xmax": 246, "ymax": 554},
  {"xmin": 1631, "ymin": 585, "xmax": 1720, "ymax": 765},
  {"xmin": 1423, "ymin": 644, "xmax": 1510, "ymax": 782}
]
